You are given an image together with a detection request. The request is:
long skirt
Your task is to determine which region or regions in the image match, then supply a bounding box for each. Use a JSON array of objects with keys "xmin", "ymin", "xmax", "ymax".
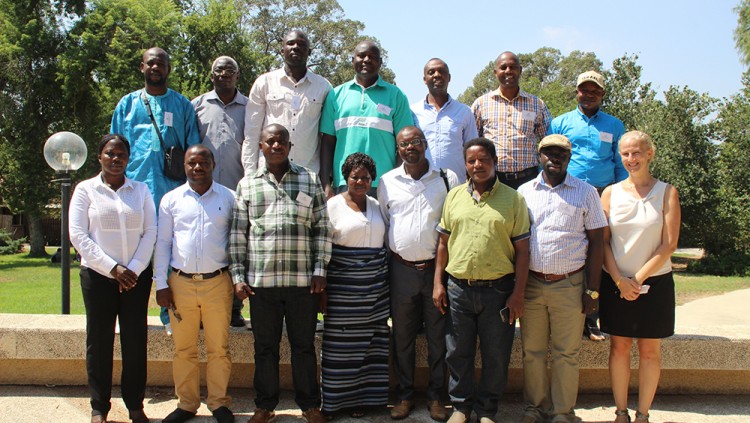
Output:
[{"xmin": 321, "ymin": 245, "xmax": 390, "ymax": 413}]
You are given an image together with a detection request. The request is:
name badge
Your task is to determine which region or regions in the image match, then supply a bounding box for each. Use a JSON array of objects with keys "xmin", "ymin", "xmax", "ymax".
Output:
[
  {"xmin": 291, "ymin": 95, "xmax": 302, "ymax": 111},
  {"xmin": 521, "ymin": 110, "xmax": 536, "ymax": 121},
  {"xmin": 163, "ymin": 111, "xmax": 174, "ymax": 127},
  {"xmin": 599, "ymin": 132, "xmax": 613, "ymax": 143},
  {"xmin": 559, "ymin": 203, "xmax": 577, "ymax": 217},
  {"xmin": 377, "ymin": 103, "xmax": 392, "ymax": 116},
  {"xmin": 296, "ymin": 191, "xmax": 313, "ymax": 207}
]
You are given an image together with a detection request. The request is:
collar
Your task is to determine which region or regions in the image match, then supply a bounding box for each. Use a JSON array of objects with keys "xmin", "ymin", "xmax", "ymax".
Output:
[
  {"xmin": 349, "ymin": 75, "xmax": 386, "ymax": 91},
  {"xmin": 95, "ymin": 173, "xmax": 134, "ymax": 191},
  {"xmin": 277, "ymin": 66, "xmax": 312, "ymax": 85},
  {"xmin": 206, "ymin": 89, "xmax": 247, "ymax": 106},
  {"xmin": 185, "ymin": 180, "xmax": 220, "ymax": 197},
  {"xmin": 422, "ymin": 94, "xmax": 453, "ymax": 109},
  {"xmin": 532, "ymin": 171, "xmax": 573, "ymax": 189},
  {"xmin": 576, "ymin": 106, "xmax": 600, "ymax": 121},
  {"xmin": 492, "ymin": 87, "xmax": 529, "ymax": 102},
  {"xmin": 254, "ymin": 160, "xmax": 301, "ymax": 179},
  {"xmin": 467, "ymin": 176, "xmax": 500, "ymax": 203},
  {"xmin": 395, "ymin": 161, "xmax": 439, "ymax": 182}
]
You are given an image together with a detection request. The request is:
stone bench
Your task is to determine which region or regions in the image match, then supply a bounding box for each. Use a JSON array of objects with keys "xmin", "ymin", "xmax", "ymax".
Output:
[{"xmin": 1, "ymin": 313, "xmax": 749, "ymax": 394}]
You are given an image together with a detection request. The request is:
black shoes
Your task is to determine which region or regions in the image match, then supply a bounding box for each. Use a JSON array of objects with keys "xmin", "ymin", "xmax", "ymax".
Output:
[
  {"xmin": 212, "ymin": 406, "xmax": 235, "ymax": 423},
  {"xmin": 162, "ymin": 407, "xmax": 196, "ymax": 423}
]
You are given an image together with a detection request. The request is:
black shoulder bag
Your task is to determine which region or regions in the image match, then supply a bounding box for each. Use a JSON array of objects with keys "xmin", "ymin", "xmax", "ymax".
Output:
[{"xmin": 140, "ymin": 90, "xmax": 186, "ymax": 182}]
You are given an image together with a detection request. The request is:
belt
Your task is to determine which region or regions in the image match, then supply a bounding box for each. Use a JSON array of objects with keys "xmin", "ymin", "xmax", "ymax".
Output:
[
  {"xmin": 172, "ymin": 266, "xmax": 228, "ymax": 281},
  {"xmin": 497, "ymin": 166, "xmax": 538, "ymax": 181},
  {"xmin": 391, "ymin": 251, "xmax": 435, "ymax": 271},
  {"xmin": 529, "ymin": 266, "xmax": 585, "ymax": 282},
  {"xmin": 451, "ymin": 273, "xmax": 514, "ymax": 287}
]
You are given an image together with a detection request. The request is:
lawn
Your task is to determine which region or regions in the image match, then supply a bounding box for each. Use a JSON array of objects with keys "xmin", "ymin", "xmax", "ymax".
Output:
[{"xmin": 0, "ymin": 248, "xmax": 748, "ymax": 314}]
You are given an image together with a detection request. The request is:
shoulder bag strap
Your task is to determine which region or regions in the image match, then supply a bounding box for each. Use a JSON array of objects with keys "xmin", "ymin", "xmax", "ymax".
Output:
[{"xmin": 140, "ymin": 90, "xmax": 169, "ymax": 152}]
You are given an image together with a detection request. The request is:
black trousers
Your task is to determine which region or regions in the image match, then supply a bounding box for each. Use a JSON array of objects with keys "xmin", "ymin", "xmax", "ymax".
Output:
[{"xmin": 80, "ymin": 265, "xmax": 152, "ymax": 416}]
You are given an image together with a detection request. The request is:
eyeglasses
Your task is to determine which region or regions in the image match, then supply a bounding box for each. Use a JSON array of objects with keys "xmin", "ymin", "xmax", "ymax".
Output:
[
  {"xmin": 213, "ymin": 69, "xmax": 237, "ymax": 77},
  {"xmin": 397, "ymin": 138, "xmax": 425, "ymax": 148}
]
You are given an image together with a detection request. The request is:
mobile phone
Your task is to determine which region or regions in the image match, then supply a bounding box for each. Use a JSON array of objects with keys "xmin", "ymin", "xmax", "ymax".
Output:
[
  {"xmin": 500, "ymin": 306, "xmax": 510, "ymax": 323},
  {"xmin": 639, "ymin": 285, "xmax": 650, "ymax": 294}
]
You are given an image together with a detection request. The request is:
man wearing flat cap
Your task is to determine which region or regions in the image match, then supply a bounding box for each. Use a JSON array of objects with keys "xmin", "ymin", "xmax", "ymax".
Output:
[
  {"xmin": 549, "ymin": 70, "xmax": 626, "ymax": 341},
  {"xmin": 517, "ymin": 134, "xmax": 606, "ymax": 423}
]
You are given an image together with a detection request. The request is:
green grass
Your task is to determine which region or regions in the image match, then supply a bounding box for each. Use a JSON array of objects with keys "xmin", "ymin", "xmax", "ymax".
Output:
[
  {"xmin": 1, "ymin": 249, "xmax": 749, "ymax": 314},
  {"xmin": 0, "ymin": 247, "xmax": 162, "ymax": 316}
]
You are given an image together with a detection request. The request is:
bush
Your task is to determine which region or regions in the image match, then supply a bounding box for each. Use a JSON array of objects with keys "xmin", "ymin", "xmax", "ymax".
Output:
[
  {"xmin": 688, "ymin": 252, "xmax": 750, "ymax": 277},
  {"xmin": 0, "ymin": 229, "xmax": 26, "ymax": 255}
]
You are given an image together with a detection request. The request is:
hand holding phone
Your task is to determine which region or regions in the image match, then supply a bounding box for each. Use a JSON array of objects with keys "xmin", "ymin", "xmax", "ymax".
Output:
[
  {"xmin": 639, "ymin": 284, "xmax": 650, "ymax": 294},
  {"xmin": 500, "ymin": 306, "xmax": 510, "ymax": 323}
]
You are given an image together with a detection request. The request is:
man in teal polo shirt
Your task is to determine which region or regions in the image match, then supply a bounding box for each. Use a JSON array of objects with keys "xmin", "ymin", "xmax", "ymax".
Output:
[{"xmin": 319, "ymin": 40, "xmax": 414, "ymax": 197}]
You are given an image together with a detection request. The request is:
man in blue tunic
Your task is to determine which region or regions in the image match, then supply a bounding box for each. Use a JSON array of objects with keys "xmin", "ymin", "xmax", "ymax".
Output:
[{"xmin": 111, "ymin": 47, "xmax": 200, "ymax": 333}]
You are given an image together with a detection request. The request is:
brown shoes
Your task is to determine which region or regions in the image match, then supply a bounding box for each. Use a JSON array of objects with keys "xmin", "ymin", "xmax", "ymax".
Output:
[
  {"xmin": 302, "ymin": 407, "xmax": 327, "ymax": 423},
  {"xmin": 390, "ymin": 399, "xmax": 415, "ymax": 420},
  {"xmin": 248, "ymin": 408, "xmax": 276, "ymax": 423},
  {"xmin": 426, "ymin": 400, "xmax": 449, "ymax": 421}
]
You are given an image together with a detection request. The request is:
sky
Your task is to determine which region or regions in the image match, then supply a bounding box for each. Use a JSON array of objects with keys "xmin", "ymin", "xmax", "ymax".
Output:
[{"xmin": 336, "ymin": 0, "xmax": 746, "ymax": 106}]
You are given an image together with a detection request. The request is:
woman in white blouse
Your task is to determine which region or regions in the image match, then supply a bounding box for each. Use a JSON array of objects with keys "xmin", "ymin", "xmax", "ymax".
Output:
[
  {"xmin": 69, "ymin": 134, "xmax": 157, "ymax": 423},
  {"xmin": 599, "ymin": 131, "xmax": 681, "ymax": 423},
  {"xmin": 321, "ymin": 153, "xmax": 389, "ymax": 419}
]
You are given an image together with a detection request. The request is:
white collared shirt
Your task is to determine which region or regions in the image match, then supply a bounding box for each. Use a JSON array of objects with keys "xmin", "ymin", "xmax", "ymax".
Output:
[
  {"xmin": 69, "ymin": 174, "xmax": 157, "ymax": 278},
  {"xmin": 327, "ymin": 194, "xmax": 386, "ymax": 248},
  {"xmin": 153, "ymin": 181, "xmax": 236, "ymax": 290},
  {"xmin": 377, "ymin": 163, "xmax": 460, "ymax": 261},
  {"xmin": 242, "ymin": 67, "xmax": 332, "ymax": 174},
  {"xmin": 518, "ymin": 173, "xmax": 607, "ymax": 274}
]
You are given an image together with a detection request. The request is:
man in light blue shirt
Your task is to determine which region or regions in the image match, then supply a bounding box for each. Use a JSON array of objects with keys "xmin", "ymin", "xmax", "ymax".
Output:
[
  {"xmin": 154, "ymin": 145, "xmax": 236, "ymax": 423},
  {"xmin": 549, "ymin": 71, "xmax": 626, "ymax": 190},
  {"xmin": 549, "ymin": 70, "xmax": 626, "ymax": 341},
  {"xmin": 411, "ymin": 58, "xmax": 477, "ymax": 183}
]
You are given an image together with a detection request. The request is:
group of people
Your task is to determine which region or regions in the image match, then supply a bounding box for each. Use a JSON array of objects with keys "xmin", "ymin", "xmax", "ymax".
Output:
[{"xmin": 67, "ymin": 29, "xmax": 681, "ymax": 423}]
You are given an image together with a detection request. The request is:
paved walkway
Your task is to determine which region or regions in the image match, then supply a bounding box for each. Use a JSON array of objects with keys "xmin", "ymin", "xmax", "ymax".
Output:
[{"xmin": 2, "ymin": 289, "xmax": 750, "ymax": 423}]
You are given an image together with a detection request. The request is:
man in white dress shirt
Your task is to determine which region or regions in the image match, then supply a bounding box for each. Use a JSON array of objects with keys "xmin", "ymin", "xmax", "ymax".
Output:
[
  {"xmin": 154, "ymin": 145, "xmax": 236, "ymax": 423},
  {"xmin": 516, "ymin": 134, "xmax": 606, "ymax": 423},
  {"xmin": 242, "ymin": 29, "xmax": 331, "ymax": 174},
  {"xmin": 377, "ymin": 126, "xmax": 459, "ymax": 421}
]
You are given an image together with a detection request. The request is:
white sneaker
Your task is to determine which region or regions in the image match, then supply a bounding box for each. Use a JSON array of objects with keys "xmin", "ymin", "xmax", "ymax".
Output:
[{"xmin": 165, "ymin": 323, "xmax": 172, "ymax": 336}]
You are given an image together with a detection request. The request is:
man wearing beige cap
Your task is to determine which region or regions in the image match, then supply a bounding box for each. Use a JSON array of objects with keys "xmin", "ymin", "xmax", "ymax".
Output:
[
  {"xmin": 549, "ymin": 70, "xmax": 626, "ymax": 341},
  {"xmin": 517, "ymin": 134, "xmax": 606, "ymax": 423}
]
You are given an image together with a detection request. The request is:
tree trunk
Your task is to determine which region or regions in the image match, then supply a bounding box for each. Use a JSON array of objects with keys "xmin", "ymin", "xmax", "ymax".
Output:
[{"xmin": 27, "ymin": 211, "xmax": 48, "ymax": 257}]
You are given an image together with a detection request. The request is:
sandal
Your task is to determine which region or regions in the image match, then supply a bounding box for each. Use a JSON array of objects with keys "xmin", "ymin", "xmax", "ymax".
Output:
[
  {"xmin": 349, "ymin": 409, "xmax": 366, "ymax": 418},
  {"xmin": 635, "ymin": 410, "xmax": 649, "ymax": 422},
  {"xmin": 614, "ymin": 409, "xmax": 631, "ymax": 423}
]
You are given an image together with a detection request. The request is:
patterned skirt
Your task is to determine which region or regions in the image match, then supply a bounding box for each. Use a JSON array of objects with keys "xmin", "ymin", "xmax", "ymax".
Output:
[{"xmin": 321, "ymin": 245, "xmax": 390, "ymax": 413}]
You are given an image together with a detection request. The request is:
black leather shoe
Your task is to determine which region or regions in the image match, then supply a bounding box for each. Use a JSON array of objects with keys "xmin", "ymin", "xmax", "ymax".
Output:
[
  {"xmin": 128, "ymin": 408, "xmax": 149, "ymax": 423},
  {"xmin": 231, "ymin": 314, "xmax": 246, "ymax": 327},
  {"xmin": 212, "ymin": 406, "xmax": 234, "ymax": 423},
  {"xmin": 162, "ymin": 408, "xmax": 196, "ymax": 423}
]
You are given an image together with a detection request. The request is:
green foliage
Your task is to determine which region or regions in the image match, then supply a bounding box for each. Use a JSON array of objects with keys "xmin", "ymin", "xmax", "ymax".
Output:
[
  {"xmin": 601, "ymin": 54, "xmax": 657, "ymax": 131},
  {"xmin": 457, "ymin": 60, "xmax": 495, "ymax": 105},
  {"xmin": 688, "ymin": 252, "xmax": 750, "ymax": 277},
  {"xmin": 735, "ymin": 0, "xmax": 750, "ymax": 66},
  {"xmin": 0, "ymin": 229, "xmax": 25, "ymax": 254}
]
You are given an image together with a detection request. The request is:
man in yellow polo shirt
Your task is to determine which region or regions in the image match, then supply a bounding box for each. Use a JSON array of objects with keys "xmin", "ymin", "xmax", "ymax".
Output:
[{"xmin": 433, "ymin": 137, "xmax": 530, "ymax": 423}]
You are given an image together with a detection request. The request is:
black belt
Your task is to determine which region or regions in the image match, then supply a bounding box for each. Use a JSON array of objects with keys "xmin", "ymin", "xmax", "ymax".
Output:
[
  {"xmin": 497, "ymin": 166, "xmax": 538, "ymax": 181},
  {"xmin": 172, "ymin": 266, "xmax": 228, "ymax": 281},
  {"xmin": 391, "ymin": 251, "xmax": 435, "ymax": 271},
  {"xmin": 450, "ymin": 273, "xmax": 514, "ymax": 287}
]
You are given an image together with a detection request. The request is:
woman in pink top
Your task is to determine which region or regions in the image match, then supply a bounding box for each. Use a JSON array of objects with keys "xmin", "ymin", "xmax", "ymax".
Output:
[{"xmin": 599, "ymin": 131, "xmax": 681, "ymax": 423}]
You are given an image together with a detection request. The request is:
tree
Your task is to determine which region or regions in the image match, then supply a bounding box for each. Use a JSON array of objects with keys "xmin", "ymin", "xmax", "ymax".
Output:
[
  {"xmin": 237, "ymin": 0, "xmax": 396, "ymax": 86},
  {"xmin": 601, "ymin": 54, "xmax": 657, "ymax": 131},
  {"xmin": 735, "ymin": 0, "xmax": 750, "ymax": 66},
  {"xmin": 0, "ymin": 0, "xmax": 85, "ymax": 257},
  {"xmin": 457, "ymin": 60, "xmax": 495, "ymax": 105}
]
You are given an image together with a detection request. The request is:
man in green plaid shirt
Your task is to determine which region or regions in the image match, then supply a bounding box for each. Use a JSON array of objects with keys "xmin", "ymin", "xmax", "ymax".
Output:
[{"xmin": 230, "ymin": 123, "xmax": 331, "ymax": 423}]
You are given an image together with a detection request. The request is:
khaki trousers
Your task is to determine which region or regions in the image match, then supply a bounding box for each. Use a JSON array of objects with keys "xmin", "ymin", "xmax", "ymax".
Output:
[
  {"xmin": 520, "ymin": 271, "xmax": 586, "ymax": 422},
  {"xmin": 168, "ymin": 271, "xmax": 233, "ymax": 412}
]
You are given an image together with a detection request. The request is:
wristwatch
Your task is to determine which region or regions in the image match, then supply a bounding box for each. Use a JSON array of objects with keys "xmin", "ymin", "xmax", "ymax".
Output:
[{"xmin": 585, "ymin": 289, "xmax": 599, "ymax": 300}]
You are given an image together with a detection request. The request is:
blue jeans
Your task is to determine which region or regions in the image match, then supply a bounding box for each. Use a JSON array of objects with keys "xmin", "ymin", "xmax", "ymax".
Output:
[
  {"xmin": 445, "ymin": 275, "xmax": 516, "ymax": 419},
  {"xmin": 249, "ymin": 286, "xmax": 321, "ymax": 411}
]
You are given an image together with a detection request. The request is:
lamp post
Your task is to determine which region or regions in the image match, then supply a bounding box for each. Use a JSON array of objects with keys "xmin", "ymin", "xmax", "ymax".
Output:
[{"xmin": 43, "ymin": 132, "xmax": 87, "ymax": 314}]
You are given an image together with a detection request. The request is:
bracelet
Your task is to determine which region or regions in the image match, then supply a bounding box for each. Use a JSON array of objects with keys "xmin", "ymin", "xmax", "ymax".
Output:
[{"xmin": 615, "ymin": 278, "xmax": 621, "ymax": 287}]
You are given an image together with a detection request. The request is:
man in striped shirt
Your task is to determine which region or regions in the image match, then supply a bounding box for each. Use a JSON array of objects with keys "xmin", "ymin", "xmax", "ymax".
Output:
[
  {"xmin": 230, "ymin": 124, "xmax": 331, "ymax": 423},
  {"xmin": 516, "ymin": 134, "xmax": 606, "ymax": 423},
  {"xmin": 471, "ymin": 51, "xmax": 551, "ymax": 189}
]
